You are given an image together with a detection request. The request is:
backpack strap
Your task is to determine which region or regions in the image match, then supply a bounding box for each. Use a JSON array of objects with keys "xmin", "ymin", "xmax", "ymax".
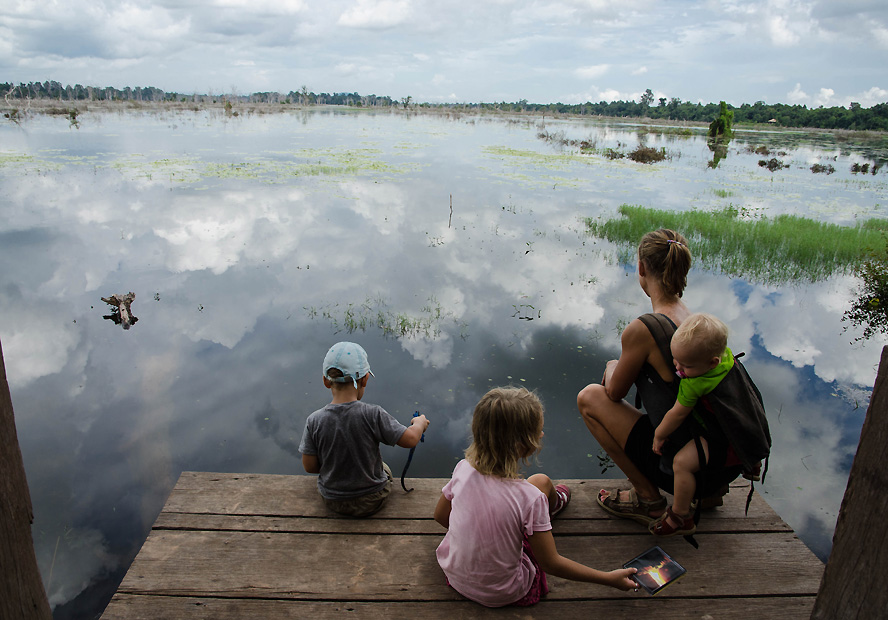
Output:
[{"xmin": 634, "ymin": 313, "xmax": 678, "ymax": 409}]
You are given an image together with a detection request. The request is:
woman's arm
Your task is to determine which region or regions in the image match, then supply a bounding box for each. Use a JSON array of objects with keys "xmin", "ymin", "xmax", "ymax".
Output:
[
  {"xmin": 603, "ymin": 319, "xmax": 656, "ymax": 401},
  {"xmin": 528, "ymin": 530, "xmax": 636, "ymax": 590},
  {"xmin": 434, "ymin": 493, "xmax": 452, "ymax": 529}
]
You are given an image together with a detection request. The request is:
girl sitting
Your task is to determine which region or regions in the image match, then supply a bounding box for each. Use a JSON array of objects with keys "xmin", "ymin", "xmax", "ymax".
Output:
[{"xmin": 434, "ymin": 386, "xmax": 637, "ymax": 607}]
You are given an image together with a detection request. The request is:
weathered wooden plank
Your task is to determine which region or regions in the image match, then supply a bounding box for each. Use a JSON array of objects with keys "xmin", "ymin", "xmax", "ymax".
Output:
[
  {"xmin": 163, "ymin": 473, "xmax": 778, "ymax": 523},
  {"xmin": 152, "ymin": 510, "xmax": 791, "ymax": 536},
  {"xmin": 116, "ymin": 530, "xmax": 822, "ymax": 600},
  {"xmin": 102, "ymin": 594, "xmax": 817, "ymax": 620}
]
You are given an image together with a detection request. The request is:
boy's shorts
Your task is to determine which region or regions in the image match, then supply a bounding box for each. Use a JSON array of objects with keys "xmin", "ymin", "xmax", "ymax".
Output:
[{"xmin": 323, "ymin": 463, "xmax": 393, "ymax": 518}]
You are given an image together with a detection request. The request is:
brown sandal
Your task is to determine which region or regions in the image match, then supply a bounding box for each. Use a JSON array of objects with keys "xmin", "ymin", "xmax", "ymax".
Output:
[
  {"xmin": 649, "ymin": 506, "xmax": 696, "ymax": 537},
  {"xmin": 597, "ymin": 488, "xmax": 667, "ymax": 525}
]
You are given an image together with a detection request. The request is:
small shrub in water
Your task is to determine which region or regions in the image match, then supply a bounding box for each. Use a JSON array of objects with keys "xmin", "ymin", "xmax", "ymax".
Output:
[
  {"xmin": 628, "ymin": 145, "xmax": 667, "ymax": 164},
  {"xmin": 811, "ymin": 163, "xmax": 835, "ymax": 174},
  {"xmin": 758, "ymin": 158, "xmax": 787, "ymax": 172}
]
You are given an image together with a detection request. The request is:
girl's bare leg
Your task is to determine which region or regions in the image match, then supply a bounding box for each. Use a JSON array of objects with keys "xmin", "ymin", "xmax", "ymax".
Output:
[
  {"xmin": 528, "ymin": 473, "xmax": 556, "ymax": 506},
  {"xmin": 577, "ymin": 383, "xmax": 662, "ymax": 505}
]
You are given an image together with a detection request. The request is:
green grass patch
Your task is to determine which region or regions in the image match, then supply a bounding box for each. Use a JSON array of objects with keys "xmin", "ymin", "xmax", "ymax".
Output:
[{"xmin": 585, "ymin": 204, "xmax": 888, "ymax": 284}]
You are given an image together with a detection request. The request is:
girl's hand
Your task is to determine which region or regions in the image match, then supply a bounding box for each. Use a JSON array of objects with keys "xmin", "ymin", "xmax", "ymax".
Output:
[
  {"xmin": 652, "ymin": 435, "xmax": 666, "ymax": 455},
  {"xmin": 608, "ymin": 568, "xmax": 638, "ymax": 591}
]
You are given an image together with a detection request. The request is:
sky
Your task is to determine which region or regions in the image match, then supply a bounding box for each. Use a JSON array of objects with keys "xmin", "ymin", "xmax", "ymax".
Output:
[{"xmin": 1, "ymin": 0, "xmax": 887, "ymax": 108}]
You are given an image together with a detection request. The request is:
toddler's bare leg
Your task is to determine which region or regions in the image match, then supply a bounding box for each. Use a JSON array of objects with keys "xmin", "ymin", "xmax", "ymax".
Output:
[{"xmin": 671, "ymin": 438, "xmax": 708, "ymax": 515}]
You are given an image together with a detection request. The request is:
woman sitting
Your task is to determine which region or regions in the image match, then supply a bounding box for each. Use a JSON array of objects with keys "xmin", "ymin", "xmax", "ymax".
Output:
[{"xmin": 577, "ymin": 229, "xmax": 742, "ymax": 530}]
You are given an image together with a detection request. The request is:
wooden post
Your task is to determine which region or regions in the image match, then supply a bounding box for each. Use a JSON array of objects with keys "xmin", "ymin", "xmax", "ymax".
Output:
[
  {"xmin": 0, "ymin": 337, "xmax": 52, "ymax": 619},
  {"xmin": 812, "ymin": 345, "xmax": 888, "ymax": 619}
]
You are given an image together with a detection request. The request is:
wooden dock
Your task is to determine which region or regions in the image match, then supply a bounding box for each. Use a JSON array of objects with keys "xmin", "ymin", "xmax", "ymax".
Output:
[{"xmin": 101, "ymin": 472, "xmax": 823, "ymax": 619}]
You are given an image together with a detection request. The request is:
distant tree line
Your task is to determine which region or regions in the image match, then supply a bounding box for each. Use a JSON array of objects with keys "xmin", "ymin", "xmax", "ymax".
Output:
[
  {"xmin": 3, "ymin": 81, "xmax": 887, "ymax": 131},
  {"xmin": 0, "ymin": 81, "xmax": 397, "ymax": 109}
]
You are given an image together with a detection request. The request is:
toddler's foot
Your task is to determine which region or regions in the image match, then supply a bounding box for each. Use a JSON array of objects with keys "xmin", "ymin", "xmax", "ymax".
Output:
[
  {"xmin": 550, "ymin": 484, "xmax": 571, "ymax": 517},
  {"xmin": 649, "ymin": 506, "xmax": 696, "ymax": 537}
]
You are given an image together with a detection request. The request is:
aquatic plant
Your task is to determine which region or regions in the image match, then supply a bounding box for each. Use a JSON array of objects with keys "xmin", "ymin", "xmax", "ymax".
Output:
[
  {"xmin": 585, "ymin": 204, "xmax": 888, "ymax": 284},
  {"xmin": 708, "ymin": 101, "xmax": 734, "ymax": 139},
  {"xmin": 628, "ymin": 145, "xmax": 668, "ymax": 164},
  {"xmin": 811, "ymin": 163, "xmax": 836, "ymax": 174},
  {"xmin": 758, "ymin": 158, "xmax": 788, "ymax": 172},
  {"xmin": 304, "ymin": 295, "xmax": 467, "ymax": 339}
]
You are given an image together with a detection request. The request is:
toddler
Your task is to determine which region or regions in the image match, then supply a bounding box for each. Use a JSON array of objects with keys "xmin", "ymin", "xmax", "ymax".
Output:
[
  {"xmin": 434, "ymin": 386, "xmax": 636, "ymax": 607},
  {"xmin": 650, "ymin": 313, "xmax": 733, "ymax": 536}
]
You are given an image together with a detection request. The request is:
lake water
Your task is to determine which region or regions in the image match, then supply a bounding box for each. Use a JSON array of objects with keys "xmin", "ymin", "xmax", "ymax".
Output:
[{"xmin": 2, "ymin": 106, "xmax": 886, "ymax": 618}]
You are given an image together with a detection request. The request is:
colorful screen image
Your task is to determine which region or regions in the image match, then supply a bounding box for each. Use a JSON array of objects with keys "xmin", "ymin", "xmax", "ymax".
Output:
[{"xmin": 622, "ymin": 546, "xmax": 687, "ymax": 595}]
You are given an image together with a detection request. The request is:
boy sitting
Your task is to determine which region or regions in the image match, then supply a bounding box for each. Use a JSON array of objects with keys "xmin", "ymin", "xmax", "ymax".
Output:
[{"xmin": 299, "ymin": 341, "xmax": 430, "ymax": 517}]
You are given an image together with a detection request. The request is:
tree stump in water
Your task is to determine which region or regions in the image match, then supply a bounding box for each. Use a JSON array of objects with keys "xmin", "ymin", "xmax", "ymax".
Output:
[{"xmin": 101, "ymin": 292, "xmax": 138, "ymax": 329}]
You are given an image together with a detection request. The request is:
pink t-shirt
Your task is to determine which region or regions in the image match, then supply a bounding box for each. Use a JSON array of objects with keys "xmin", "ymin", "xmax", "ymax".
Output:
[{"xmin": 435, "ymin": 459, "xmax": 552, "ymax": 607}]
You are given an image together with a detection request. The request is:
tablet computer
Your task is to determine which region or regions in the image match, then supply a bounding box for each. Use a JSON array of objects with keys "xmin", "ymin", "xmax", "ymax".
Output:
[{"xmin": 623, "ymin": 545, "xmax": 687, "ymax": 595}]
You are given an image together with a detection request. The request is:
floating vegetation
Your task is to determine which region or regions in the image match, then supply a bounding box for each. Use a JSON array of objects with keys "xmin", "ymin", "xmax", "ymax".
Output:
[
  {"xmin": 585, "ymin": 204, "xmax": 888, "ymax": 284},
  {"xmin": 758, "ymin": 158, "xmax": 789, "ymax": 172},
  {"xmin": 628, "ymin": 145, "xmax": 669, "ymax": 164},
  {"xmin": 811, "ymin": 163, "xmax": 836, "ymax": 175},
  {"xmin": 851, "ymin": 162, "xmax": 882, "ymax": 175},
  {"xmin": 304, "ymin": 295, "xmax": 467, "ymax": 339}
]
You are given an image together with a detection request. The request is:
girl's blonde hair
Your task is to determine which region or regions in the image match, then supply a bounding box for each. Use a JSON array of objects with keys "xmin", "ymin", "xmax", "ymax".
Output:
[
  {"xmin": 464, "ymin": 387, "xmax": 544, "ymax": 479},
  {"xmin": 638, "ymin": 228, "xmax": 692, "ymax": 298},
  {"xmin": 672, "ymin": 312, "xmax": 729, "ymax": 360}
]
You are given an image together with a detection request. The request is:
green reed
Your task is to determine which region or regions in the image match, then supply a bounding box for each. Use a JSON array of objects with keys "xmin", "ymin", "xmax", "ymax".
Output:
[{"xmin": 585, "ymin": 204, "xmax": 888, "ymax": 284}]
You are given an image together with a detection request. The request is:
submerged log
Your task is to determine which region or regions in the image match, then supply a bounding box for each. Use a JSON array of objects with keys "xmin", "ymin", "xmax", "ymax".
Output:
[{"xmin": 101, "ymin": 292, "xmax": 138, "ymax": 329}]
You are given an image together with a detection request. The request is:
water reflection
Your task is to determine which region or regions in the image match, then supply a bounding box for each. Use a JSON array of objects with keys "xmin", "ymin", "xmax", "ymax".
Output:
[{"xmin": 0, "ymin": 109, "xmax": 884, "ymax": 617}]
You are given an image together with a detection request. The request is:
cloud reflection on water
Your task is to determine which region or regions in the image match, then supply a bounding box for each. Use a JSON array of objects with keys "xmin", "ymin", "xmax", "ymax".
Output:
[{"xmin": 0, "ymin": 109, "xmax": 883, "ymax": 616}]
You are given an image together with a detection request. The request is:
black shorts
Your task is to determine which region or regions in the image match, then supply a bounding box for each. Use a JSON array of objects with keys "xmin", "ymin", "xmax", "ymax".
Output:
[{"xmin": 624, "ymin": 415, "xmax": 741, "ymax": 497}]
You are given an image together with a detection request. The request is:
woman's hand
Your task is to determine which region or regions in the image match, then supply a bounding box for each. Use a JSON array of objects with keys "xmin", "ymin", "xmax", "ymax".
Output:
[{"xmin": 601, "ymin": 359, "xmax": 619, "ymax": 386}]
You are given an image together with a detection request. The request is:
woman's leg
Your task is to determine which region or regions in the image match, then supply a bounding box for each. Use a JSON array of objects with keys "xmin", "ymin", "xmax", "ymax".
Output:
[{"xmin": 577, "ymin": 383, "xmax": 661, "ymax": 502}]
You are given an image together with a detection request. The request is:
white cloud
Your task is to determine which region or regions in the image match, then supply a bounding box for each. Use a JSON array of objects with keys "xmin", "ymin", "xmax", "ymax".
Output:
[
  {"xmin": 631, "ymin": 66, "xmax": 648, "ymax": 76},
  {"xmin": 813, "ymin": 87, "xmax": 836, "ymax": 108},
  {"xmin": 787, "ymin": 82, "xmax": 807, "ymax": 103},
  {"xmin": 767, "ymin": 13, "xmax": 801, "ymax": 46},
  {"xmin": 575, "ymin": 64, "xmax": 610, "ymax": 79},
  {"xmin": 338, "ymin": 0, "xmax": 412, "ymax": 29}
]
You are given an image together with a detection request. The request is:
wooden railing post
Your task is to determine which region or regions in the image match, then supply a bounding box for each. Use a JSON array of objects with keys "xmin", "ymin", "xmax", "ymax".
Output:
[
  {"xmin": 812, "ymin": 345, "xmax": 888, "ymax": 618},
  {"xmin": 0, "ymin": 337, "xmax": 52, "ymax": 619}
]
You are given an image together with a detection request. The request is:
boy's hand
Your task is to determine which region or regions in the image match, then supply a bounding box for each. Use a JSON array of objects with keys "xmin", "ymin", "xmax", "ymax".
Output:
[
  {"xmin": 412, "ymin": 414, "xmax": 430, "ymax": 433},
  {"xmin": 608, "ymin": 568, "xmax": 638, "ymax": 591},
  {"xmin": 652, "ymin": 435, "xmax": 666, "ymax": 455}
]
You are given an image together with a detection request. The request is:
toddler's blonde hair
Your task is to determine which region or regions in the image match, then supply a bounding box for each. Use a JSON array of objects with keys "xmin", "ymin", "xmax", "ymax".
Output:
[
  {"xmin": 672, "ymin": 312, "xmax": 729, "ymax": 360},
  {"xmin": 465, "ymin": 387, "xmax": 544, "ymax": 479}
]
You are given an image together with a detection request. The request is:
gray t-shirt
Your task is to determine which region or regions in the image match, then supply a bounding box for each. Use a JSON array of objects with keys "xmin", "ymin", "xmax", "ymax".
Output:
[{"xmin": 299, "ymin": 400, "xmax": 407, "ymax": 500}]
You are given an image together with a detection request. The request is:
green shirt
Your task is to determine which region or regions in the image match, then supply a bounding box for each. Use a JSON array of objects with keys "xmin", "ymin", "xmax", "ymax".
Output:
[{"xmin": 676, "ymin": 347, "xmax": 734, "ymax": 410}]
